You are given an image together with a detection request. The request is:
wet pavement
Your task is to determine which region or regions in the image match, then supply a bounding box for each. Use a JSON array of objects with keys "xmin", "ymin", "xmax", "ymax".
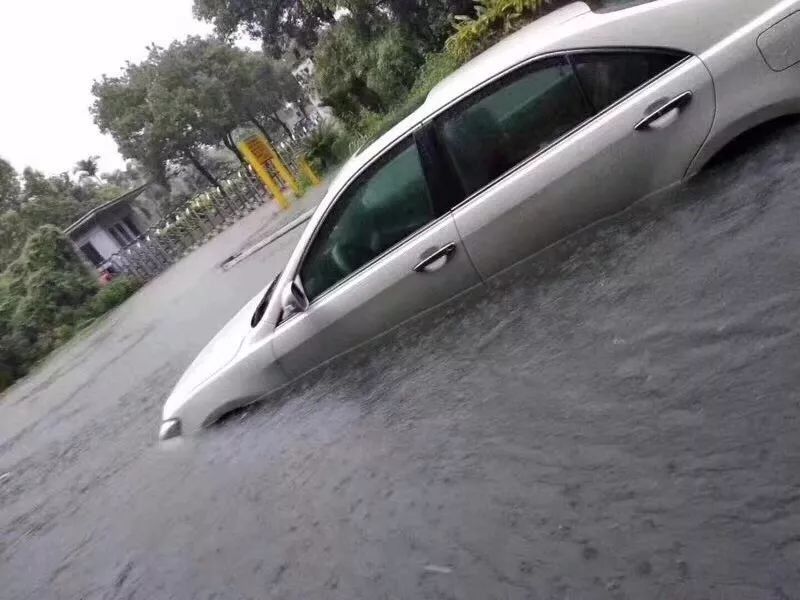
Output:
[{"xmin": 2, "ymin": 118, "xmax": 800, "ymax": 599}]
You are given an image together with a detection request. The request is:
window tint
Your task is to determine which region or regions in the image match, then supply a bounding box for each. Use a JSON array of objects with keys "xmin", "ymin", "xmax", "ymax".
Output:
[
  {"xmin": 572, "ymin": 51, "xmax": 685, "ymax": 112},
  {"xmin": 301, "ymin": 140, "xmax": 434, "ymax": 301},
  {"xmin": 438, "ymin": 56, "xmax": 591, "ymax": 196}
]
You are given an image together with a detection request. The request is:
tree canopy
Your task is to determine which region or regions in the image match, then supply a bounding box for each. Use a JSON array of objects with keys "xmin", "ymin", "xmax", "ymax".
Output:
[
  {"xmin": 91, "ymin": 37, "xmax": 305, "ymax": 188},
  {"xmin": 193, "ymin": 0, "xmax": 473, "ymax": 55},
  {"xmin": 74, "ymin": 156, "xmax": 100, "ymax": 181},
  {"xmin": 193, "ymin": 0, "xmax": 335, "ymax": 56},
  {"xmin": 0, "ymin": 157, "xmax": 20, "ymax": 212}
]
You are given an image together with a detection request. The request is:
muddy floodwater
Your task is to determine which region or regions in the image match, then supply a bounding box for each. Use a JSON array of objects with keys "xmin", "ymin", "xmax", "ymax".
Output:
[{"xmin": 2, "ymin": 119, "xmax": 800, "ymax": 599}]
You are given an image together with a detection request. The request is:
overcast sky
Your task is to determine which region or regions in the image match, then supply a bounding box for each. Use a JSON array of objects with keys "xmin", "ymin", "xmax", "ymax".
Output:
[{"xmin": 0, "ymin": 0, "xmax": 216, "ymax": 176}]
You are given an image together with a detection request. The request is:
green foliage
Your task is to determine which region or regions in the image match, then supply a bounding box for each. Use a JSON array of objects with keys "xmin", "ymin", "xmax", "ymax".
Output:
[
  {"xmin": 91, "ymin": 37, "xmax": 305, "ymax": 188},
  {"xmin": 316, "ymin": 20, "xmax": 425, "ymax": 120},
  {"xmin": 0, "ymin": 211, "xmax": 27, "ymax": 273},
  {"xmin": 301, "ymin": 123, "xmax": 355, "ymax": 172},
  {"xmin": 368, "ymin": 28, "xmax": 425, "ymax": 102},
  {"xmin": 88, "ymin": 277, "xmax": 142, "ymax": 316},
  {"xmin": 193, "ymin": 0, "xmax": 335, "ymax": 57},
  {"xmin": 0, "ymin": 227, "xmax": 98, "ymax": 383},
  {"xmin": 314, "ymin": 0, "xmax": 561, "ymax": 128},
  {"xmin": 445, "ymin": 0, "xmax": 555, "ymax": 61},
  {"xmin": 193, "ymin": 0, "xmax": 474, "ymax": 57},
  {"xmin": 350, "ymin": 51, "xmax": 463, "ymax": 145},
  {"xmin": 0, "ymin": 157, "xmax": 20, "ymax": 211},
  {"xmin": 74, "ymin": 156, "xmax": 100, "ymax": 181},
  {"xmin": 0, "ymin": 228, "xmax": 144, "ymax": 391}
]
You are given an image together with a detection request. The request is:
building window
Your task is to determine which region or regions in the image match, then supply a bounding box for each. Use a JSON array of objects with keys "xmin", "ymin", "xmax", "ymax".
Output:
[
  {"xmin": 108, "ymin": 223, "xmax": 134, "ymax": 246},
  {"xmin": 80, "ymin": 242, "xmax": 104, "ymax": 267},
  {"xmin": 122, "ymin": 216, "xmax": 141, "ymax": 237},
  {"xmin": 108, "ymin": 226, "xmax": 128, "ymax": 247}
]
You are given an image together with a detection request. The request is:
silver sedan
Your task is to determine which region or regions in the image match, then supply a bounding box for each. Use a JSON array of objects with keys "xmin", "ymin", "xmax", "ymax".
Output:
[{"xmin": 160, "ymin": 0, "xmax": 800, "ymax": 440}]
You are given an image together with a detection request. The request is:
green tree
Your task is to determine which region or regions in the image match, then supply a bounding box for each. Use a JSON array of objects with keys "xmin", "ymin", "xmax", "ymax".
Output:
[
  {"xmin": 235, "ymin": 53, "xmax": 307, "ymax": 139},
  {"xmin": 101, "ymin": 162, "xmax": 147, "ymax": 189},
  {"xmin": 193, "ymin": 0, "xmax": 335, "ymax": 57},
  {"xmin": 92, "ymin": 37, "xmax": 307, "ymax": 187},
  {"xmin": 327, "ymin": 0, "xmax": 474, "ymax": 47},
  {"xmin": 20, "ymin": 167, "xmax": 52, "ymax": 201},
  {"xmin": 0, "ymin": 210, "xmax": 28, "ymax": 271},
  {"xmin": 91, "ymin": 55, "xmax": 174, "ymax": 188},
  {"xmin": 194, "ymin": 0, "xmax": 474, "ymax": 54},
  {"xmin": 315, "ymin": 19, "xmax": 423, "ymax": 119},
  {"xmin": 0, "ymin": 226, "xmax": 98, "ymax": 384},
  {"xmin": 445, "ymin": 0, "xmax": 561, "ymax": 60},
  {"xmin": 74, "ymin": 155, "xmax": 101, "ymax": 182},
  {"xmin": 0, "ymin": 157, "xmax": 20, "ymax": 211}
]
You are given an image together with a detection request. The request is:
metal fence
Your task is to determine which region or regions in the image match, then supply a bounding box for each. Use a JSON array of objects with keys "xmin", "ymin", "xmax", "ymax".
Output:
[{"xmin": 105, "ymin": 168, "xmax": 271, "ymax": 280}]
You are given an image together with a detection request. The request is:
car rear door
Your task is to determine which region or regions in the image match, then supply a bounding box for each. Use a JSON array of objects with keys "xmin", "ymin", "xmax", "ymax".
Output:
[
  {"xmin": 272, "ymin": 135, "xmax": 482, "ymax": 379},
  {"xmin": 437, "ymin": 50, "xmax": 715, "ymax": 278}
]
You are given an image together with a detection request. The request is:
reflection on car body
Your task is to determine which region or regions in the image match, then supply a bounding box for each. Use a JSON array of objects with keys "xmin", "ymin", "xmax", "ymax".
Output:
[{"xmin": 160, "ymin": 0, "xmax": 800, "ymax": 439}]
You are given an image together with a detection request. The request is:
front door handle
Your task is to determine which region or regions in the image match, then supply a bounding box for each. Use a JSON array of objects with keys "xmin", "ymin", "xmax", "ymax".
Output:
[
  {"xmin": 635, "ymin": 91, "xmax": 693, "ymax": 131},
  {"xmin": 413, "ymin": 242, "xmax": 457, "ymax": 273}
]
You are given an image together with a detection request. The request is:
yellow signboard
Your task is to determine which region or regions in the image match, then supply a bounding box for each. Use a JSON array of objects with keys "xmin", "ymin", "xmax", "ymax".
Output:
[
  {"xmin": 238, "ymin": 133, "xmax": 301, "ymax": 204},
  {"xmin": 244, "ymin": 134, "xmax": 275, "ymax": 163},
  {"xmin": 239, "ymin": 135, "xmax": 287, "ymax": 209}
]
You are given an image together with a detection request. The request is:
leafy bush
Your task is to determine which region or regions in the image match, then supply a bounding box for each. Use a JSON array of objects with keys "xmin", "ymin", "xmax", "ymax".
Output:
[
  {"xmin": 445, "ymin": 0, "xmax": 558, "ymax": 61},
  {"xmin": 347, "ymin": 51, "xmax": 463, "ymax": 146},
  {"xmin": 0, "ymin": 227, "xmax": 98, "ymax": 385},
  {"xmin": 0, "ymin": 226, "xmax": 143, "ymax": 391},
  {"xmin": 366, "ymin": 27, "xmax": 425, "ymax": 103},
  {"xmin": 88, "ymin": 277, "xmax": 142, "ymax": 316},
  {"xmin": 302, "ymin": 123, "xmax": 355, "ymax": 172},
  {"xmin": 316, "ymin": 20, "xmax": 425, "ymax": 120}
]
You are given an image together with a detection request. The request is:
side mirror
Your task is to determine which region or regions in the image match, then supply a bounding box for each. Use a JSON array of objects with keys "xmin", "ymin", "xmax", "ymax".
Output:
[{"xmin": 281, "ymin": 278, "xmax": 309, "ymax": 314}]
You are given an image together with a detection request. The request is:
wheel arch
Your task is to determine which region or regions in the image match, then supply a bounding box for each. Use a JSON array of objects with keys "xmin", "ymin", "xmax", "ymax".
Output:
[{"xmin": 685, "ymin": 98, "xmax": 800, "ymax": 178}]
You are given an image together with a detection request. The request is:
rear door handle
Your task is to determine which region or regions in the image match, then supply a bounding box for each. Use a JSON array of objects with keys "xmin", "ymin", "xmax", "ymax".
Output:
[
  {"xmin": 635, "ymin": 91, "xmax": 693, "ymax": 131},
  {"xmin": 413, "ymin": 242, "xmax": 457, "ymax": 273}
]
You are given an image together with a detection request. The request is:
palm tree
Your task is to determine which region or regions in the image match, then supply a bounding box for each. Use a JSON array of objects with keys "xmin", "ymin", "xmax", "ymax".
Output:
[{"xmin": 73, "ymin": 156, "xmax": 101, "ymax": 183}]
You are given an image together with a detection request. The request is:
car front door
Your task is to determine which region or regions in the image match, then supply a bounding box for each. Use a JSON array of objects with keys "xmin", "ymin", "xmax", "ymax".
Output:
[
  {"xmin": 437, "ymin": 50, "xmax": 715, "ymax": 278},
  {"xmin": 272, "ymin": 135, "xmax": 482, "ymax": 379}
]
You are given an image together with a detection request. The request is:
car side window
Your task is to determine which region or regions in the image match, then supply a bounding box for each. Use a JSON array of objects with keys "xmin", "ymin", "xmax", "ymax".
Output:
[
  {"xmin": 300, "ymin": 139, "xmax": 435, "ymax": 302},
  {"xmin": 437, "ymin": 55, "xmax": 592, "ymax": 197},
  {"xmin": 571, "ymin": 50, "xmax": 687, "ymax": 112}
]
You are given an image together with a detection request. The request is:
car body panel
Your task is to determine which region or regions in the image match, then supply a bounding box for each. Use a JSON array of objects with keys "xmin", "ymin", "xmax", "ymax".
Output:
[
  {"xmin": 687, "ymin": 1, "xmax": 800, "ymax": 175},
  {"xmin": 272, "ymin": 214, "xmax": 481, "ymax": 379},
  {"xmin": 758, "ymin": 10, "xmax": 800, "ymax": 71},
  {"xmin": 451, "ymin": 55, "xmax": 715, "ymax": 278},
  {"xmin": 165, "ymin": 288, "xmax": 265, "ymax": 406},
  {"xmin": 161, "ymin": 284, "xmax": 288, "ymax": 433}
]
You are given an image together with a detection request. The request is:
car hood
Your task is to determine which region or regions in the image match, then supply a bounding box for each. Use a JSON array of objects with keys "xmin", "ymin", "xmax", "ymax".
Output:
[{"xmin": 168, "ymin": 286, "xmax": 267, "ymax": 404}]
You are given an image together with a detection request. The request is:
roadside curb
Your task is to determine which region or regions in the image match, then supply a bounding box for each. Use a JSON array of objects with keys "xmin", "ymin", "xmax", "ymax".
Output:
[{"xmin": 220, "ymin": 210, "xmax": 314, "ymax": 270}]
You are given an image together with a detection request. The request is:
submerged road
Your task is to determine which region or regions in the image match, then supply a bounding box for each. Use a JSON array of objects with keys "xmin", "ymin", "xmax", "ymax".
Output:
[{"xmin": 2, "ymin": 118, "xmax": 800, "ymax": 599}]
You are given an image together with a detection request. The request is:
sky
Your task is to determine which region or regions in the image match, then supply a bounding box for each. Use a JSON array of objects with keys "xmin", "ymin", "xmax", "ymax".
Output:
[{"xmin": 0, "ymin": 0, "xmax": 217, "ymax": 176}]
